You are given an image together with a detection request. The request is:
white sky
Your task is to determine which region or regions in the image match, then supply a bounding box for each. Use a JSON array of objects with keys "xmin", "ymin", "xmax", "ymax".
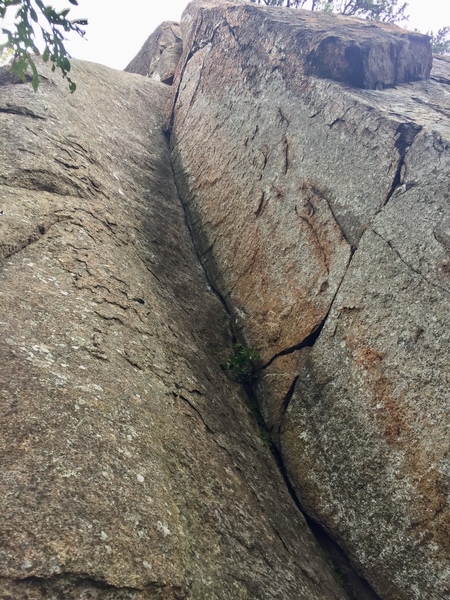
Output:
[
  {"xmin": 5, "ymin": 0, "xmax": 450, "ymax": 70},
  {"xmin": 60, "ymin": 0, "xmax": 190, "ymax": 69}
]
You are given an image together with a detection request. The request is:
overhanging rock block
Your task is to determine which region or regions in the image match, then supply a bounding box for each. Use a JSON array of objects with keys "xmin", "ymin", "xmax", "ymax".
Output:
[{"xmin": 176, "ymin": 1, "xmax": 432, "ymax": 92}]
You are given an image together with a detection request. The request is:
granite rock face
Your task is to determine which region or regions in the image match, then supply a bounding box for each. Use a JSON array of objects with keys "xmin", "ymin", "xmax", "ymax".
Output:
[
  {"xmin": 169, "ymin": 2, "xmax": 449, "ymax": 599},
  {"xmin": 125, "ymin": 21, "xmax": 182, "ymax": 84},
  {"xmin": 0, "ymin": 60, "xmax": 349, "ymax": 599}
]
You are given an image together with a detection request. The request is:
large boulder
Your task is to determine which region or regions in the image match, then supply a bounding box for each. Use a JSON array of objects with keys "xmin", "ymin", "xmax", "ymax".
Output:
[
  {"xmin": 125, "ymin": 21, "xmax": 182, "ymax": 84},
  {"xmin": 0, "ymin": 60, "xmax": 349, "ymax": 599},
  {"xmin": 168, "ymin": 0, "xmax": 432, "ymax": 367},
  {"xmin": 168, "ymin": 1, "xmax": 449, "ymax": 599}
]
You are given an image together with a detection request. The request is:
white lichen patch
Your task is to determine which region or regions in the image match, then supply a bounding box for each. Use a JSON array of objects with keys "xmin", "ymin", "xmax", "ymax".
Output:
[
  {"xmin": 31, "ymin": 344, "xmax": 51, "ymax": 355},
  {"xmin": 48, "ymin": 556, "xmax": 61, "ymax": 574},
  {"xmin": 51, "ymin": 372, "xmax": 68, "ymax": 385},
  {"xmin": 76, "ymin": 383, "xmax": 104, "ymax": 393},
  {"xmin": 118, "ymin": 447, "xmax": 133, "ymax": 458},
  {"xmin": 61, "ymin": 468, "xmax": 82, "ymax": 478},
  {"xmin": 156, "ymin": 521, "xmax": 171, "ymax": 537}
]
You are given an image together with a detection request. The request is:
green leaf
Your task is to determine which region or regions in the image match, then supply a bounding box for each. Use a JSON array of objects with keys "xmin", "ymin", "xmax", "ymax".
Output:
[
  {"xmin": 60, "ymin": 56, "xmax": 71, "ymax": 72},
  {"xmin": 29, "ymin": 58, "xmax": 39, "ymax": 92},
  {"xmin": 2, "ymin": 0, "xmax": 87, "ymax": 92},
  {"xmin": 221, "ymin": 344, "xmax": 261, "ymax": 383},
  {"xmin": 10, "ymin": 57, "xmax": 27, "ymax": 81}
]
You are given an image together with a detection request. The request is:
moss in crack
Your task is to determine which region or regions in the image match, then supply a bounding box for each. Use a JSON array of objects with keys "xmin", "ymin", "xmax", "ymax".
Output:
[
  {"xmin": 259, "ymin": 427, "xmax": 272, "ymax": 445},
  {"xmin": 220, "ymin": 343, "xmax": 261, "ymax": 384}
]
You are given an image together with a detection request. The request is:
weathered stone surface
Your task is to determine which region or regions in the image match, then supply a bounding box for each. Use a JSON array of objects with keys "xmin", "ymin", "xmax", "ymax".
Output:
[
  {"xmin": 282, "ymin": 221, "xmax": 450, "ymax": 600},
  {"xmin": 430, "ymin": 54, "xmax": 450, "ymax": 84},
  {"xmin": 169, "ymin": 0, "xmax": 429, "ymax": 364},
  {"xmin": 169, "ymin": 2, "xmax": 450, "ymax": 599},
  {"xmin": 281, "ymin": 92, "xmax": 447, "ymax": 600},
  {"xmin": 0, "ymin": 60, "xmax": 349, "ymax": 599},
  {"xmin": 125, "ymin": 21, "xmax": 182, "ymax": 84},
  {"xmin": 171, "ymin": 0, "xmax": 431, "ymax": 93},
  {"xmin": 299, "ymin": 13, "xmax": 431, "ymax": 89},
  {"xmin": 255, "ymin": 352, "xmax": 306, "ymax": 438}
]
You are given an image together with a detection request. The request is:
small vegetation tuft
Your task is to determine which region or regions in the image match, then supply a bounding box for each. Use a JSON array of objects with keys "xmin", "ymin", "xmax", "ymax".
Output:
[{"xmin": 221, "ymin": 343, "xmax": 261, "ymax": 384}]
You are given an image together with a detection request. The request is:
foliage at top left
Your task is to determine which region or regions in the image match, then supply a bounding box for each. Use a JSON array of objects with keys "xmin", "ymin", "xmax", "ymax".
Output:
[{"xmin": 0, "ymin": 0, "xmax": 87, "ymax": 91}]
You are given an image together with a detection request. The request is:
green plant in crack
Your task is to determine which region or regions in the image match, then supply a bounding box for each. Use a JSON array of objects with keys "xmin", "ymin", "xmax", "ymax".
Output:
[
  {"xmin": 259, "ymin": 427, "xmax": 272, "ymax": 446},
  {"xmin": 221, "ymin": 343, "xmax": 261, "ymax": 384}
]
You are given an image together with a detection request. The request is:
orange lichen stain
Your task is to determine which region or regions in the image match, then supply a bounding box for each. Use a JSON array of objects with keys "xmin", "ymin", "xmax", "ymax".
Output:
[
  {"xmin": 372, "ymin": 379, "xmax": 407, "ymax": 443},
  {"xmin": 341, "ymin": 333, "xmax": 450, "ymax": 556},
  {"xmin": 353, "ymin": 345, "xmax": 386, "ymax": 370},
  {"xmin": 410, "ymin": 465, "xmax": 450, "ymax": 552},
  {"xmin": 344, "ymin": 335, "xmax": 406, "ymax": 444}
]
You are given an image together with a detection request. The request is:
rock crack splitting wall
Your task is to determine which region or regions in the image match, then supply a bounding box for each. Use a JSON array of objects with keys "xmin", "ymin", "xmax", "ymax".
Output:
[{"xmin": 168, "ymin": 2, "xmax": 450, "ymax": 599}]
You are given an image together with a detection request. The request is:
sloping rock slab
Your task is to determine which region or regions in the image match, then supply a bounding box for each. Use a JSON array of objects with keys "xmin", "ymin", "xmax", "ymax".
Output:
[{"xmin": 0, "ymin": 61, "xmax": 348, "ymax": 599}]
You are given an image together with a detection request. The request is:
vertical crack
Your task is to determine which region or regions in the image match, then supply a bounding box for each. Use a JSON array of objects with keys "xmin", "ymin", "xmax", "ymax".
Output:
[
  {"xmin": 169, "ymin": 160, "xmax": 233, "ymax": 323},
  {"xmin": 384, "ymin": 123, "xmax": 422, "ymax": 207},
  {"xmin": 282, "ymin": 135, "xmax": 289, "ymax": 175},
  {"xmin": 280, "ymin": 375, "xmax": 299, "ymax": 418},
  {"xmin": 269, "ymin": 428, "xmax": 383, "ymax": 600},
  {"xmin": 167, "ymin": 56, "xmax": 376, "ymax": 597},
  {"xmin": 164, "ymin": 12, "xmax": 207, "ymax": 135},
  {"xmin": 254, "ymin": 190, "xmax": 267, "ymax": 217},
  {"xmin": 304, "ymin": 519, "xmax": 383, "ymax": 600}
]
